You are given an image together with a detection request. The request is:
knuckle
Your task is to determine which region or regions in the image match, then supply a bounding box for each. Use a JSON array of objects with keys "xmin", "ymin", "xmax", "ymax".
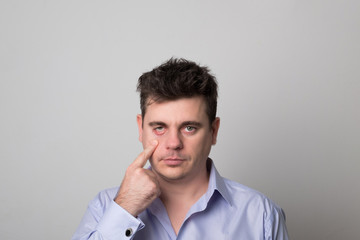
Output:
[{"xmin": 133, "ymin": 168, "xmax": 145, "ymax": 175}]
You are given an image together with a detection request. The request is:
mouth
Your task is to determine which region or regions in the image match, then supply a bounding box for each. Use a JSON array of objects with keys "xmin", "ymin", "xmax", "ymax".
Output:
[{"xmin": 162, "ymin": 157, "xmax": 185, "ymax": 166}]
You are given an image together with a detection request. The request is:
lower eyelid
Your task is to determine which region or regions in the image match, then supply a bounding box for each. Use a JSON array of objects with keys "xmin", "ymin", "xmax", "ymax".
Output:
[{"xmin": 153, "ymin": 131, "xmax": 164, "ymax": 136}]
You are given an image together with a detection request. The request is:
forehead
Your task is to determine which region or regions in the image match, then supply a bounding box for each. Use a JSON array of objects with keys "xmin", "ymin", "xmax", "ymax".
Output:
[{"xmin": 143, "ymin": 96, "xmax": 208, "ymax": 124}]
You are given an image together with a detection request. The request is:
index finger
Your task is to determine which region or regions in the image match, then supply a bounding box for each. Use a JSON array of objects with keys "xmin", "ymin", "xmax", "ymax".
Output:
[{"xmin": 131, "ymin": 140, "xmax": 158, "ymax": 168}]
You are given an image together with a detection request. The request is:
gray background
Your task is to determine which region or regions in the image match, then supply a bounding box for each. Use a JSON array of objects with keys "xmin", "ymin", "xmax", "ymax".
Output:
[{"xmin": 1, "ymin": 1, "xmax": 359, "ymax": 239}]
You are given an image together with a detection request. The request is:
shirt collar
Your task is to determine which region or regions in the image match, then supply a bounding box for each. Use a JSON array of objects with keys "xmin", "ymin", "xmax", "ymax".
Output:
[
  {"xmin": 206, "ymin": 158, "xmax": 233, "ymax": 206},
  {"xmin": 146, "ymin": 159, "xmax": 233, "ymax": 232},
  {"xmin": 147, "ymin": 158, "xmax": 233, "ymax": 217}
]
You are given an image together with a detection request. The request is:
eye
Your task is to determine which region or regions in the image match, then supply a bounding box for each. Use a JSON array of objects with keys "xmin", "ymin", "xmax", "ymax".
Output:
[
  {"xmin": 154, "ymin": 126, "xmax": 165, "ymax": 135},
  {"xmin": 184, "ymin": 126, "xmax": 196, "ymax": 133}
]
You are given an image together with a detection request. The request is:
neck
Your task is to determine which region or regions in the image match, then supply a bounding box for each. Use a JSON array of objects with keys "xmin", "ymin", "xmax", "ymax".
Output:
[
  {"xmin": 155, "ymin": 161, "xmax": 211, "ymax": 235},
  {"xmin": 158, "ymin": 167, "xmax": 210, "ymax": 206}
]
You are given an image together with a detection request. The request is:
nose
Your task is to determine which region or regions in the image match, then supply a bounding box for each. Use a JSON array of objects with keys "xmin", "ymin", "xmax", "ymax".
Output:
[{"xmin": 165, "ymin": 129, "xmax": 183, "ymax": 150}]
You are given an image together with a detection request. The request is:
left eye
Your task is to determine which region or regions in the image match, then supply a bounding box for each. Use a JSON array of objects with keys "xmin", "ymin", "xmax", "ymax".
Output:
[{"xmin": 184, "ymin": 126, "xmax": 196, "ymax": 132}]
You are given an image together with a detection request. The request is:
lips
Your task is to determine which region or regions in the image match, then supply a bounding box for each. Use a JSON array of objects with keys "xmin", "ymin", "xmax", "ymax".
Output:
[{"xmin": 162, "ymin": 157, "xmax": 185, "ymax": 166}]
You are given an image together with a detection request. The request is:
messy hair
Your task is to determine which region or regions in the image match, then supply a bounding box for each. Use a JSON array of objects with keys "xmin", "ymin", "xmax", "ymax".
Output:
[{"xmin": 136, "ymin": 58, "xmax": 218, "ymax": 124}]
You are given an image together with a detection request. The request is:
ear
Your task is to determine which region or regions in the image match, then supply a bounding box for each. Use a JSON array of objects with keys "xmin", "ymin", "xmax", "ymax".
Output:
[
  {"xmin": 136, "ymin": 114, "xmax": 143, "ymax": 142},
  {"xmin": 211, "ymin": 117, "xmax": 220, "ymax": 145}
]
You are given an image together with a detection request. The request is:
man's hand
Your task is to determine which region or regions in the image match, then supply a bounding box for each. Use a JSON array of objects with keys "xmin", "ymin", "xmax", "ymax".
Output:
[{"xmin": 114, "ymin": 140, "xmax": 160, "ymax": 216}]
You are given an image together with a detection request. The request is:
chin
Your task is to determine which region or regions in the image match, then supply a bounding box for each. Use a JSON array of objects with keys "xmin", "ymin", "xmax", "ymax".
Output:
[
  {"xmin": 161, "ymin": 174, "xmax": 186, "ymax": 182},
  {"xmin": 155, "ymin": 168, "xmax": 187, "ymax": 181}
]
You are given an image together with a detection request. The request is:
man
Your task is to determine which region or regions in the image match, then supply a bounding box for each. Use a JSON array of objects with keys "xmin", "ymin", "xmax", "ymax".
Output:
[{"xmin": 72, "ymin": 58, "xmax": 289, "ymax": 239}]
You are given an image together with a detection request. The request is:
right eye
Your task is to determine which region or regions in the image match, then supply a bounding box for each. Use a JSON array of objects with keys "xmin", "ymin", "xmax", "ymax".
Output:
[{"xmin": 154, "ymin": 127, "xmax": 165, "ymax": 135}]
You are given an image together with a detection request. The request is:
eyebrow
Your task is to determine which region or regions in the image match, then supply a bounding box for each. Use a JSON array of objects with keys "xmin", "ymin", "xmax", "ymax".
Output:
[
  {"xmin": 148, "ymin": 121, "xmax": 203, "ymax": 128},
  {"xmin": 180, "ymin": 121, "xmax": 203, "ymax": 128},
  {"xmin": 148, "ymin": 121, "xmax": 167, "ymax": 127}
]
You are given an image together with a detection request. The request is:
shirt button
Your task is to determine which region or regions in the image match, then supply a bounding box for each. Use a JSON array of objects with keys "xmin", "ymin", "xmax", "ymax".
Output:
[{"xmin": 125, "ymin": 228, "xmax": 133, "ymax": 237}]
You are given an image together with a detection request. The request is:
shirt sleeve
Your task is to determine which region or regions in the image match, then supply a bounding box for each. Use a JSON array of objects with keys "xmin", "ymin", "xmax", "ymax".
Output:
[
  {"xmin": 264, "ymin": 203, "xmax": 289, "ymax": 240},
  {"xmin": 72, "ymin": 193, "xmax": 145, "ymax": 240}
]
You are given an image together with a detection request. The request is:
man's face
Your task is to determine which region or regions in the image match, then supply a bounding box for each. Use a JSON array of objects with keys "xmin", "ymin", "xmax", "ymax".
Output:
[{"xmin": 137, "ymin": 96, "xmax": 220, "ymax": 182}]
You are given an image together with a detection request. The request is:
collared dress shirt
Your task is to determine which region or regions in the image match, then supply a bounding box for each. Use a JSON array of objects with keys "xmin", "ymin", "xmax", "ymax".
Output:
[{"xmin": 72, "ymin": 162, "xmax": 289, "ymax": 240}]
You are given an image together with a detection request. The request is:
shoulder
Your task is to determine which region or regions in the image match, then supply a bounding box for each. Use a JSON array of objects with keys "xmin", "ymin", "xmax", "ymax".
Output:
[
  {"xmin": 223, "ymin": 177, "xmax": 267, "ymax": 200},
  {"xmin": 223, "ymin": 177, "xmax": 285, "ymax": 218},
  {"xmin": 221, "ymin": 178, "xmax": 288, "ymax": 238}
]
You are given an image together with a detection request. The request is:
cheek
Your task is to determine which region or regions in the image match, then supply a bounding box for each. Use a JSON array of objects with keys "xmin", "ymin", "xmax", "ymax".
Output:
[
  {"xmin": 193, "ymin": 135, "xmax": 212, "ymax": 155},
  {"xmin": 141, "ymin": 129, "xmax": 155, "ymax": 143},
  {"xmin": 151, "ymin": 132, "xmax": 166, "ymax": 148},
  {"xmin": 150, "ymin": 140, "xmax": 165, "ymax": 161},
  {"xmin": 153, "ymin": 140, "xmax": 165, "ymax": 156}
]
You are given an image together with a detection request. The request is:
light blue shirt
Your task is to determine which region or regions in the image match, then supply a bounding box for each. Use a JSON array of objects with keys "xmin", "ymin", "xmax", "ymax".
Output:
[{"xmin": 72, "ymin": 161, "xmax": 289, "ymax": 240}]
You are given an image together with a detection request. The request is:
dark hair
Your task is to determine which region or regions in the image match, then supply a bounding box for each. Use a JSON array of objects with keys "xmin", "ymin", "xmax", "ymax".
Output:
[{"xmin": 137, "ymin": 58, "xmax": 218, "ymax": 124}]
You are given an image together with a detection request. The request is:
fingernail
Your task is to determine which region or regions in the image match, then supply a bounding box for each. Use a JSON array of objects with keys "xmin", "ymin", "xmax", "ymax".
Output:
[{"xmin": 151, "ymin": 140, "xmax": 158, "ymax": 146}]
